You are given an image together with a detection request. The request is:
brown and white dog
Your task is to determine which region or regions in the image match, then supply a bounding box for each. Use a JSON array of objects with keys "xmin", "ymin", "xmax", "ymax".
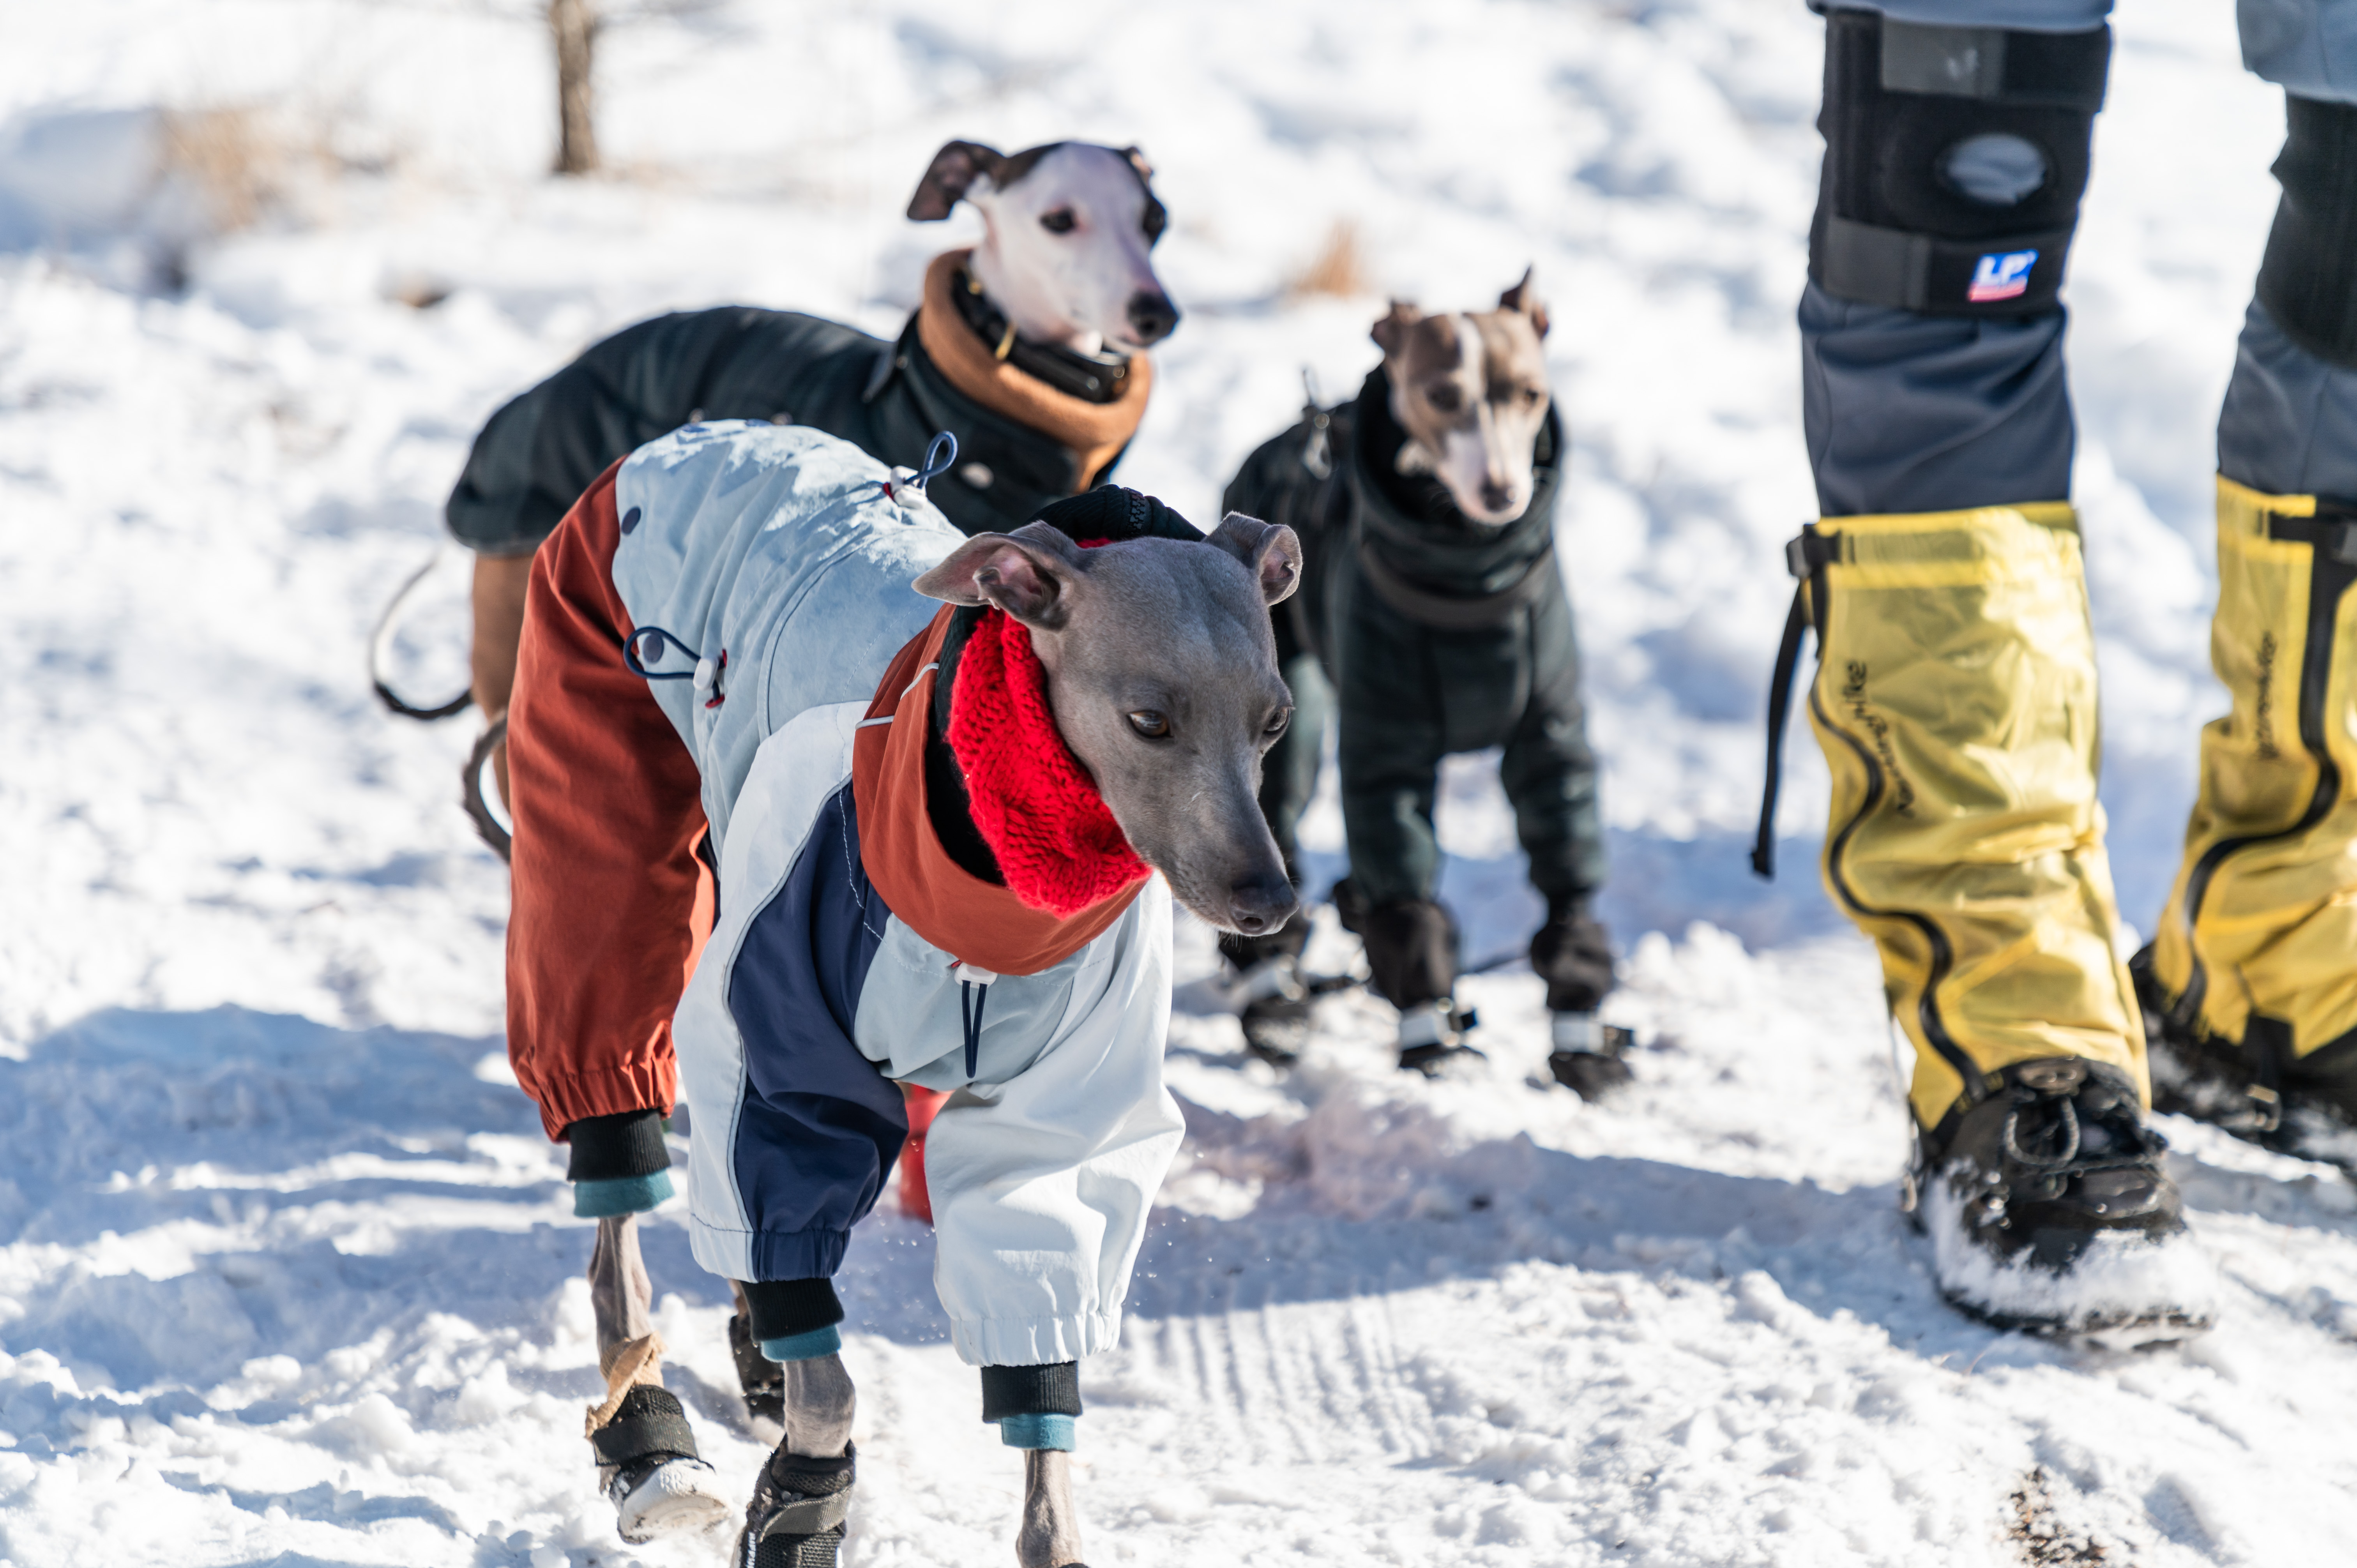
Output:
[
  {"xmin": 1221, "ymin": 271, "xmax": 1620, "ymax": 1087},
  {"xmin": 1371, "ymin": 269, "xmax": 1553, "ymax": 525},
  {"xmin": 909, "ymin": 139, "xmax": 1179, "ymax": 353}
]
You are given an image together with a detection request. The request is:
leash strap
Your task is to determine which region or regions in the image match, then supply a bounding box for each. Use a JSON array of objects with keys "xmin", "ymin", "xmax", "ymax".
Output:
[{"xmin": 1751, "ymin": 527, "xmax": 1842, "ymax": 880}]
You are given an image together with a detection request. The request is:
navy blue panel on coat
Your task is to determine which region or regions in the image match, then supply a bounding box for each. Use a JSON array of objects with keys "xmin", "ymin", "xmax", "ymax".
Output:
[{"xmin": 726, "ymin": 782, "xmax": 905, "ymax": 1282}]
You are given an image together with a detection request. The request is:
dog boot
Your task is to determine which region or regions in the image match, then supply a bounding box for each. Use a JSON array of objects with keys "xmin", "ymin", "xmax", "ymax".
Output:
[
  {"xmin": 1335, "ymin": 887, "xmax": 1481, "ymax": 1074},
  {"xmin": 1913, "ymin": 1059, "xmax": 2215, "ymax": 1344},
  {"xmin": 1232, "ymin": 952, "xmax": 1314, "ymax": 1067},
  {"xmin": 736, "ymin": 1440, "xmax": 856, "ymax": 1568},
  {"xmin": 1548, "ymin": 1011, "xmax": 1636, "ymax": 1101},
  {"xmin": 1396, "ymin": 998, "xmax": 1484, "ymax": 1076},
  {"xmin": 585, "ymin": 1334, "xmax": 731, "ymax": 1543},
  {"xmin": 1220, "ymin": 911, "xmax": 1316, "ymax": 1067},
  {"xmin": 728, "ymin": 1308, "xmax": 786, "ymax": 1427}
]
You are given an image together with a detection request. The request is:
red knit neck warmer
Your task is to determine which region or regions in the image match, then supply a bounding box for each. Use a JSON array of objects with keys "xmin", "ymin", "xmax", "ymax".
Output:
[{"xmin": 947, "ymin": 608, "xmax": 1151, "ymax": 918}]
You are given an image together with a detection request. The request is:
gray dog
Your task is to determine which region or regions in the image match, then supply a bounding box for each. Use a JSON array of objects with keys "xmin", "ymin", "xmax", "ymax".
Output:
[{"xmin": 497, "ymin": 421, "xmax": 1299, "ymax": 1565}]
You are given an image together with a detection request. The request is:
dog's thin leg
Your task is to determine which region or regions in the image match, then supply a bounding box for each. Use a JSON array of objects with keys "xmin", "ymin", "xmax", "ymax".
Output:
[
  {"xmin": 783, "ymin": 1353, "xmax": 856, "ymax": 1458},
  {"xmin": 588, "ymin": 1213, "xmax": 656, "ymax": 1373},
  {"xmin": 1017, "ymin": 1449, "xmax": 1084, "ymax": 1568},
  {"xmin": 469, "ymin": 551, "xmax": 534, "ymax": 809}
]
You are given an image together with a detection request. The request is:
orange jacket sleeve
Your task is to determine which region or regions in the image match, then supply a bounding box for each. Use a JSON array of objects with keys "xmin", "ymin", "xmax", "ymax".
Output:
[{"xmin": 504, "ymin": 460, "xmax": 714, "ymax": 1141}]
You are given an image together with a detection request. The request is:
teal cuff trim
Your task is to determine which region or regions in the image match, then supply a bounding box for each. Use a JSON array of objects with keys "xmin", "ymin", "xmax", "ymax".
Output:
[
  {"xmin": 573, "ymin": 1171, "xmax": 674, "ymax": 1218},
  {"xmin": 998, "ymin": 1413, "xmax": 1077, "ymax": 1451},
  {"xmin": 760, "ymin": 1326, "xmax": 843, "ymax": 1363}
]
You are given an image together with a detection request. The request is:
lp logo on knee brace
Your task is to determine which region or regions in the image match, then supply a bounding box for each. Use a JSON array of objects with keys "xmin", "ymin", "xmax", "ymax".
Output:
[{"xmin": 1967, "ymin": 250, "xmax": 2038, "ymax": 304}]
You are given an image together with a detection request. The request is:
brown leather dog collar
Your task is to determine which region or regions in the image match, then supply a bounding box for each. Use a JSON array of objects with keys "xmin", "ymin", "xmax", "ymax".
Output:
[{"xmin": 915, "ymin": 250, "xmax": 1152, "ymax": 489}]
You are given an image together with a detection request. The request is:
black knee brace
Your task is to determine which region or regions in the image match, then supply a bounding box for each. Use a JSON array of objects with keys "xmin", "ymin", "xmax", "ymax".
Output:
[
  {"xmin": 2258, "ymin": 94, "xmax": 2357, "ymax": 371},
  {"xmin": 1810, "ymin": 9, "xmax": 2110, "ymax": 316}
]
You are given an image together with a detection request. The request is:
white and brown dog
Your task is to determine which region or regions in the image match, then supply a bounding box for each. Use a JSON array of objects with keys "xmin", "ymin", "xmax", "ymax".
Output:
[
  {"xmin": 1220, "ymin": 272, "xmax": 1622, "ymax": 1089},
  {"xmin": 1373, "ymin": 270, "xmax": 1553, "ymax": 524}
]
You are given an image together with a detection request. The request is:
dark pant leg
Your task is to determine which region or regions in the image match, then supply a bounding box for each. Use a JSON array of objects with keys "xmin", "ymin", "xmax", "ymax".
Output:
[
  {"xmin": 1334, "ymin": 592, "xmax": 1449, "ymax": 910},
  {"xmin": 1800, "ymin": 281, "xmax": 2073, "ymax": 515},
  {"xmin": 1256, "ymin": 606, "xmax": 1333, "ymax": 882},
  {"xmin": 1498, "ymin": 590, "xmax": 1605, "ymax": 908}
]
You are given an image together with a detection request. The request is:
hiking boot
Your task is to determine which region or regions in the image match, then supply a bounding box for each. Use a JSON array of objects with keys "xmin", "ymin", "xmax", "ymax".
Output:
[
  {"xmin": 591, "ymin": 1385, "xmax": 732, "ymax": 1543},
  {"xmin": 730, "ymin": 1309, "xmax": 785, "ymax": 1426},
  {"xmin": 1547, "ymin": 1011, "xmax": 1634, "ymax": 1102},
  {"xmin": 2131, "ymin": 944, "xmax": 2357, "ymax": 1172},
  {"xmin": 735, "ymin": 1441, "xmax": 856, "ymax": 1568},
  {"xmin": 1912, "ymin": 1057, "xmax": 2215, "ymax": 1343}
]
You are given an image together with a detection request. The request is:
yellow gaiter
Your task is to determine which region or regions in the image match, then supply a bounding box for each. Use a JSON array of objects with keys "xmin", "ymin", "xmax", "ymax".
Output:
[
  {"xmin": 2147, "ymin": 478, "xmax": 2357, "ymax": 1067},
  {"xmin": 1760, "ymin": 504, "xmax": 2143, "ymax": 1131}
]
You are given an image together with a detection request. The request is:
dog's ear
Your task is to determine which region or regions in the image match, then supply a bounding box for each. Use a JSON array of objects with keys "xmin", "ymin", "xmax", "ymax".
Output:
[
  {"xmin": 912, "ymin": 521, "xmax": 1081, "ymax": 629},
  {"xmin": 1120, "ymin": 145, "xmax": 1155, "ymax": 182},
  {"xmin": 1499, "ymin": 266, "xmax": 1550, "ymax": 338},
  {"xmin": 1371, "ymin": 300, "xmax": 1422, "ymax": 358},
  {"xmin": 1209, "ymin": 512, "xmax": 1302, "ymax": 607},
  {"xmin": 907, "ymin": 140, "xmax": 1007, "ymax": 221}
]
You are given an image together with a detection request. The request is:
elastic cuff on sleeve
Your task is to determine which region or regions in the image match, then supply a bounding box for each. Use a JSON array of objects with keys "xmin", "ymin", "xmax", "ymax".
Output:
[
  {"xmin": 572, "ymin": 1170, "xmax": 674, "ymax": 1217},
  {"xmin": 564, "ymin": 1109, "xmax": 672, "ymax": 1183},
  {"xmin": 740, "ymin": 1277, "xmax": 846, "ymax": 1341},
  {"xmin": 998, "ymin": 1413, "xmax": 1077, "ymax": 1451},
  {"xmin": 979, "ymin": 1361, "xmax": 1083, "ymax": 1421},
  {"xmin": 759, "ymin": 1325, "xmax": 844, "ymax": 1363}
]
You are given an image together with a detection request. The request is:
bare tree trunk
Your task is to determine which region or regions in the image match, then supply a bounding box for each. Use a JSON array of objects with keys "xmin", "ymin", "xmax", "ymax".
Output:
[{"xmin": 550, "ymin": 0, "xmax": 600, "ymax": 176}]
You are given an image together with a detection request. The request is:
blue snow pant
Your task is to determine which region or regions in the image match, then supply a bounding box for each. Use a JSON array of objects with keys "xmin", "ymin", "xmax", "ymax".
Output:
[{"xmin": 1803, "ymin": 0, "xmax": 2357, "ymax": 510}]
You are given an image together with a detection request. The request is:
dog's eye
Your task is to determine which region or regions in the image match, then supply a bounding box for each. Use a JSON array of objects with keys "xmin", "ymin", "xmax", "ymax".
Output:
[
  {"xmin": 1040, "ymin": 208, "xmax": 1078, "ymax": 235},
  {"xmin": 1426, "ymin": 383, "xmax": 1463, "ymax": 414},
  {"xmin": 1127, "ymin": 710, "xmax": 1171, "ymax": 739},
  {"xmin": 1522, "ymin": 387, "xmax": 1546, "ymax": 406},
  {"xmin": 1263, "ymin": 708, "xmax": 1292, "ymax": 739},
  {"xmin": 1141, "ymin": 199, "xmax": 1167, "ymax": 244}
]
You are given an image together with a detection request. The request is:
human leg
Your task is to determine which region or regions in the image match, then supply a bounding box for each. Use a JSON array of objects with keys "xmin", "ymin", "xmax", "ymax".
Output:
[
  {"xmin": 1775, "ymin": 1, "xmax": 2203, "ymax": 1333},
  {"xmin": 2140, "ymin": 79, "xmax": 2357, "ymax": 1162}
]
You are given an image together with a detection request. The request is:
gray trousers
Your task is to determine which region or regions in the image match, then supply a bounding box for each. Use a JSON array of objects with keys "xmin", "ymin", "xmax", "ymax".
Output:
[{"xmin": 1804, "ymin": 0, "xmax": 2357, "ymax": 514}]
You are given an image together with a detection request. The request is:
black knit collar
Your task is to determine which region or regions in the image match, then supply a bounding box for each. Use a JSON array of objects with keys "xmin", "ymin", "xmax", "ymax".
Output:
[{"xmin": 951, "ymin": 265, "xmax": 1137, "ymax": 405}]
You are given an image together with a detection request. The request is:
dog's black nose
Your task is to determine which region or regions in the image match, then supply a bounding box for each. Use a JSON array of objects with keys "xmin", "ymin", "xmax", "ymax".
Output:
[
  {"xmin": 1480, "ymin": 480, "xmax": 1515, "ymax": 513},
  {"xmin": 1227, "ymin": 874, "xmax": 1297, "ymax": 938},
  {"xmin": 1126, "ymin": 290, "xmax": 1180, "ymax": 345}
]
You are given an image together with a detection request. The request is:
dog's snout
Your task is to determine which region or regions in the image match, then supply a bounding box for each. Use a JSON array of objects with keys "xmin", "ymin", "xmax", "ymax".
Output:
[
  {"xmin": 1226, "ymin": 874, "xmax": 1298, "ymax": 938},
  {"xmin": 1480, "ymin": 479, "xmax": 1515, "ymax": 514},
  {"xmin": 1126, "ymin": 290, "xmax": 1180, "ymax": 345}
]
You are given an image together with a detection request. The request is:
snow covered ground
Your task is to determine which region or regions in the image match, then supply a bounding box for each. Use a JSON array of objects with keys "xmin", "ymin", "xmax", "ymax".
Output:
[{"xmin": 4, "ymin": 2, "xmax": 2355, "ymax": 1564}]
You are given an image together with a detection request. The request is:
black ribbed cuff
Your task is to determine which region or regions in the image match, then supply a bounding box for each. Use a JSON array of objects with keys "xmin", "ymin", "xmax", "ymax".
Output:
[
  {"xmin": 563, "ymin": 1109, "xmax": 672, "ymax": 1183},
  {"xmin": 980, "ymin": 1362, "xmax": 1082, "ymax": 1421},
  {"xmin": 741, "ymin": 1278, "xmax": 846, "ymax": 1341}
]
